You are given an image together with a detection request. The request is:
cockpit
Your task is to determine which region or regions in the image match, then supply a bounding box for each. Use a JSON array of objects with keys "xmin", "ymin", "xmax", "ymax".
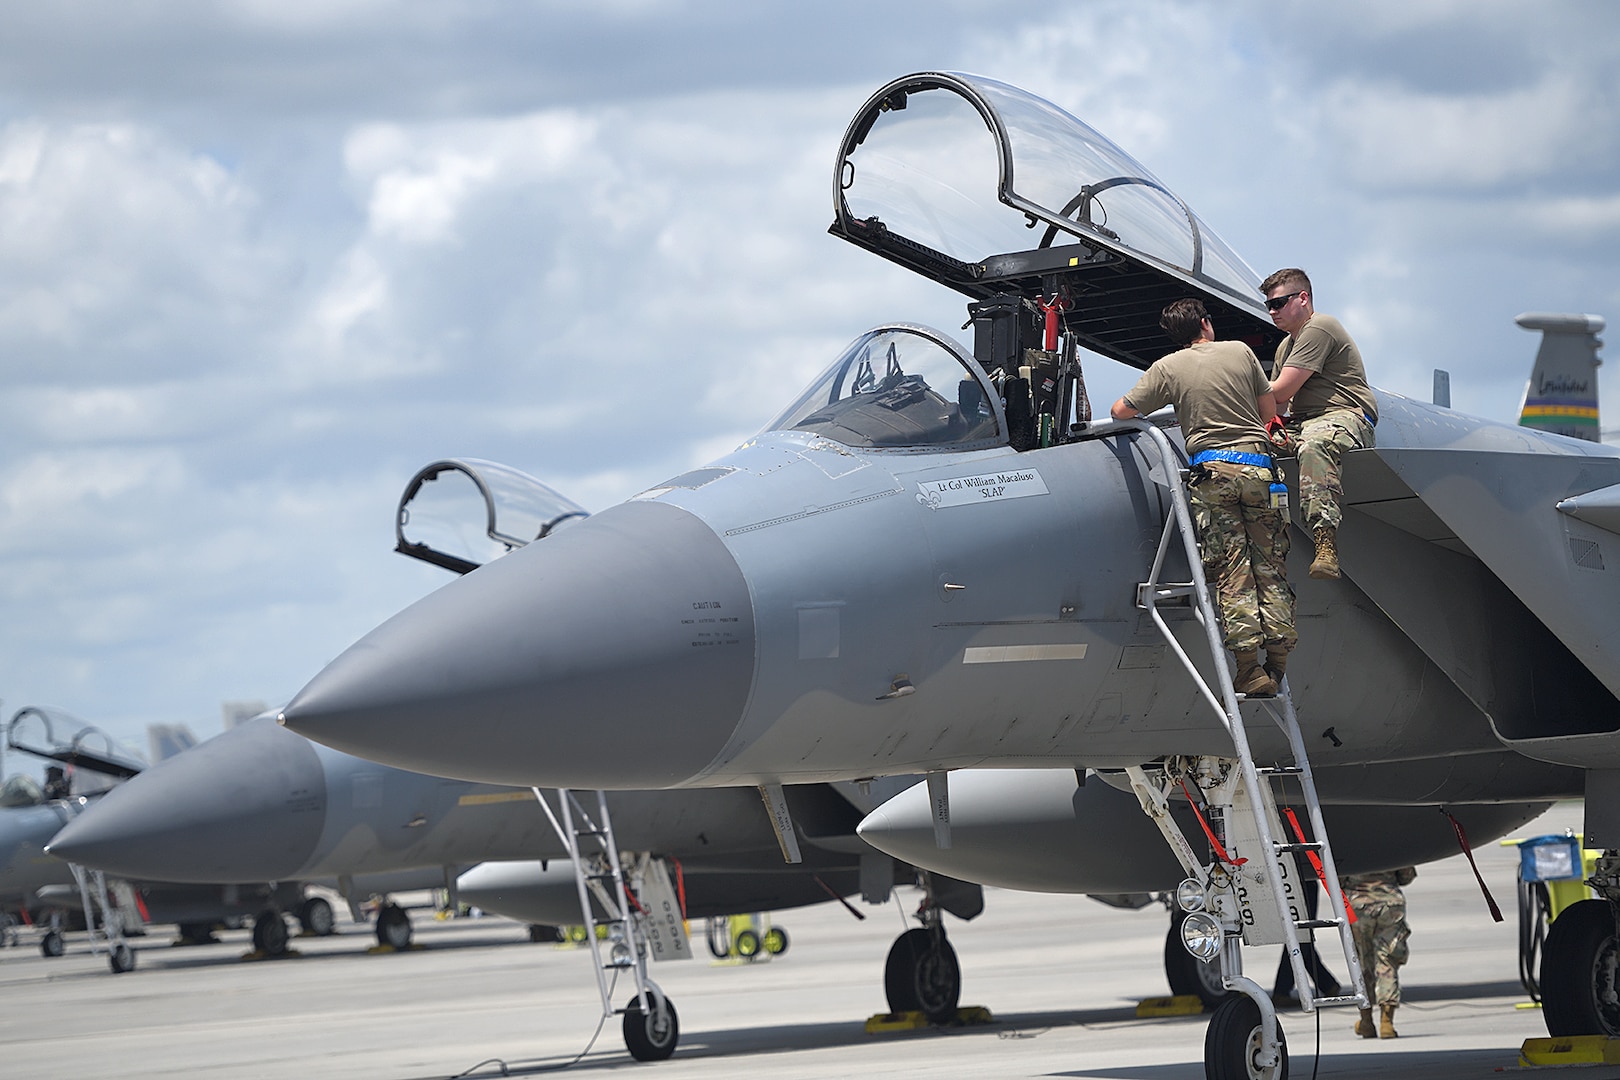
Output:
[
  {"xmin": 807, "ymin": 72, "xmax": 1284, "ymax": 456},
  {"xmin": 766, "ymin": 325, "xmax": 1002, "ymax": 450}
]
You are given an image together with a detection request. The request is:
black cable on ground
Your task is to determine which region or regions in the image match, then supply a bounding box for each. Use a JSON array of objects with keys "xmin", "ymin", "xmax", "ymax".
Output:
[{"xmin": 446, "ymin": 969, "xmax": 618, "ymax": 1077}]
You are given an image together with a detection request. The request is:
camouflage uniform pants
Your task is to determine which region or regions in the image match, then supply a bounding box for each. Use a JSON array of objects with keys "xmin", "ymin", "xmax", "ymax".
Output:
[
  {"xmin": 1288, "ymin": 409, "xmax": 1375, "ymax": 531},
  {"xmin": 1351, "ymin": 895, "xmax": 1410, "ymax": 1006},
  {"xmin": 1189, "ymin": 461, "xmax": 1296, "ymax": 654}
]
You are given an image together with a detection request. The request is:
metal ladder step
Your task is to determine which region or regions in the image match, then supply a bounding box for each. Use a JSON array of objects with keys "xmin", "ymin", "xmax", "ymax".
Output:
[
  {"xmin": 1135, "ymin": 582, "xmax": 1196, "ymax": 607},
  {"xmin": 534, "ymin": 787, "xmax": 659, "ymax": 1026},
  {"xmin": 1294, "ymin": 918, "xmax": 1344, "ymax": 930},
  {"xmin": 1273, "ymin": 841, "xmax": 1323, "ymax": 853},
  {"xmin": 1311, "ymin": 994, "xmax": 1365, "ymax": 1007}
]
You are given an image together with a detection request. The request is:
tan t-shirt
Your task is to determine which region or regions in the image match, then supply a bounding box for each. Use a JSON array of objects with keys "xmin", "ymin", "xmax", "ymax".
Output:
[
  {"xmin": 1272, "ymin": 313, "xmax": 1378, "ymax": 423},
  {"xmin": 1123, "ymin": 340, "xmax": 1272, "ymax": 457}
]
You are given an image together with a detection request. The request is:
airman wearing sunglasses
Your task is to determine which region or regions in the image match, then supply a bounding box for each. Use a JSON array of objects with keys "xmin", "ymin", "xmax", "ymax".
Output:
[{"xmin": 1261, "ymin": 269, "xmax": 1378, "ymax": 580}]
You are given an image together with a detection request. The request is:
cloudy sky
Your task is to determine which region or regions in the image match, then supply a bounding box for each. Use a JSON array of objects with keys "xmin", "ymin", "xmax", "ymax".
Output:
[{"xmin": 2, "ymin": 1, "xmax": 1616, "ymax": 767}]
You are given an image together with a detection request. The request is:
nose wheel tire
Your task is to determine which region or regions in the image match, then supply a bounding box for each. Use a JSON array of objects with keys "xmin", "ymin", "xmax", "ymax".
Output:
[
  {"xmin": 623, "ymin": 994, "xmax": 679, "ymax": 1061},
  {"xmin": 109, "ymin": 942, "xmax": 136, "ymax": 973},
  {"xmin": 1540, "ymin": 898, "xmax": 1620, "ymax": 1037},
  {"xmin": 884, "ymin": 927, "xmax": 961, "ymax": 1023},
  {"xmin": 763, "ymin": 926, "xmax": 789, "ymax": 956},
  {"xmin": 298, "ymin": 896, "xmax": 335, "ymax": 937},
  {"xmin": 1205, "ymin": 995, "xmax": 1288, "ymax": 1080},
  {"xmin": 376, "ymin": 903, "xmax": 413, "ymax": 950},
  {"xmin": 252, "ymin": 910, "xmax": 290, "ymax": 956},
  {"xmin": 41, "ymin": 930, "xmax": 65, "ymax": 958}
]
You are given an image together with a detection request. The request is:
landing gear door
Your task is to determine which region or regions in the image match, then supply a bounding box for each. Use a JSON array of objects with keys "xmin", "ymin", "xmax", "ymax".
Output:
[{"xmin": 395, "ymin": 458, "xmax": 589, "ymax": 575}]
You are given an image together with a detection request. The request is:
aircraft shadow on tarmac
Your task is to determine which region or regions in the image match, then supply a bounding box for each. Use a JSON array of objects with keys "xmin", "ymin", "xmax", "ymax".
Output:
[
  {"xmin": 400, "ymin": 1005, "xmax": 1164, "ymax": 1079},
  {"xmin": 1054, "ymin": 1048, "xmax": 1529, "ymax": 1080},
  {"xmin": 400, "ymin": 981, "xmax": 1538, "ymax": 1079}
]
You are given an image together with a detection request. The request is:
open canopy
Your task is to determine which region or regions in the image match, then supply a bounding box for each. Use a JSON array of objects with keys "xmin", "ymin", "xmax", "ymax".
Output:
[
  {"xmin": 395, "ymin": 458, "xmax": 588, "ymax": 575},
  {"xmin": 830, "ymin": 72, "xmax": 1283, "ymax": 370}
]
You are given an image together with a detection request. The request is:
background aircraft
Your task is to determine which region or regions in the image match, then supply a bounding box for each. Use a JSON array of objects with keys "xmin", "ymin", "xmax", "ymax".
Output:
[
  {"xmin": 279, "ymin": 72, "xmax": 1620, "ymax": 1072},
  {"xmin": 47, "ymin": 709, "xmax": 999, "ymax": 1037},
  {"xmin": 1515, "ymin": 312, "xmax": 1604, "ymax": 441},
  {"xmin": 0, "ymin": 707, "xmax": 313, "ymax": 969}
]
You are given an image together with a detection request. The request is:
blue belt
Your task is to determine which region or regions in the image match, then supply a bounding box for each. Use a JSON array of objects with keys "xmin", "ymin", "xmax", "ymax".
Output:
[{"xmin": 1190, "ymin": 449, "xmax": 1272, "ymax": 468}]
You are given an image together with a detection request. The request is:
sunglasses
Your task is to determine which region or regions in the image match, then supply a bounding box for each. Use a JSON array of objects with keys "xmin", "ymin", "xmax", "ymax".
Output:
[{"xmin": 1265, "ymin": 291, "xmax": 1303, "ymax": 311}]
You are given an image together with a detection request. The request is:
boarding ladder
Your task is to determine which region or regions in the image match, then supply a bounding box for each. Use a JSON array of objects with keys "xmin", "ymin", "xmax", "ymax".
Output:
[
  {"xmin": 55, "ymin": 797, "xmax": 136, "ymax": 972},
  {"xmin": 1081, "ymin": 418, "xmax": 1367, "ymax": 1053},
  {"xmin": 531, "ymin": 789, "xmax": 675, "ymax": 1035}
]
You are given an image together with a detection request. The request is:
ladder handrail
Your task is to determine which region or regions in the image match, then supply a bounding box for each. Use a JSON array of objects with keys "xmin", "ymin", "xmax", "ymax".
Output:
[
  {"xmin": 1080, "ymin": 417, "xmax": 1365, "ymax": 1020},
  {"xmin": 1256, "ymin": 692, "xmax": 1368, "ymax": 1003},
  {"xmin": 532, "ymin": 787, "xmax": 655, "ymax": 1021}
]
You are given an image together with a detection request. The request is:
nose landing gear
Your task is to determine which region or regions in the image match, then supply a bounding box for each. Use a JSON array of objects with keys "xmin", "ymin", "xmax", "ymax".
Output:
[{"xmin": 883, "ymin": 896, "xmax": 962, "ymax": 1023}]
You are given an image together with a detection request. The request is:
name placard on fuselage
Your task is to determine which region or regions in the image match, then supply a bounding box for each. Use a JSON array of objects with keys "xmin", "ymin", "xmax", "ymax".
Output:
[{"xmin": 916, "ymin": 469, "xmax": 1049, "ymax": 509}]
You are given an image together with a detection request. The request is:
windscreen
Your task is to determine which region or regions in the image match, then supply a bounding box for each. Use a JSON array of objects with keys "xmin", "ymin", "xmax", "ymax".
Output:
[{"xmin": 765, "ymin": 326, "xmax": 1002, "ymax": 450}]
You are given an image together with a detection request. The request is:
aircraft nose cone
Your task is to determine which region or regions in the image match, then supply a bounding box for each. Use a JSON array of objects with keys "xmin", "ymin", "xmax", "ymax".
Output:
[
  {"xmin": 46, "ymin": 716, "xmax": 328, "ymax": 883},
  {"xmin": 282, "ymin": 501, "xmax": 754, "ymax": 789}
]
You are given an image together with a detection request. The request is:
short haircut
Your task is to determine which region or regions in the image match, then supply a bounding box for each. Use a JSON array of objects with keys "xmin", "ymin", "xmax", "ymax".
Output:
[
  {"xmin": 1260, "ymin": 267, "xmax": 1312, "ymax": 297},
  {"xmin": 1160, "ymin": 298, "xmax": 1209, "ymax": 346}
]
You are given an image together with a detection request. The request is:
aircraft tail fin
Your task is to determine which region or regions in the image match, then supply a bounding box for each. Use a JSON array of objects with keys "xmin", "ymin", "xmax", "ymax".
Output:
[
  {"xmin": 1516, "ymin": 312, "xmax": 1604, "ymax": 441},
  {"xmin": 146, "ymin": 723, "xmax": 198, "ymax": 761}
]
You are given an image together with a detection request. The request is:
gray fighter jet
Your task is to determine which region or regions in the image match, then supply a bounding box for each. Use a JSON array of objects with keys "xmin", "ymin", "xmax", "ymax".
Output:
[
  {"xmin": 1, "ymin": 707, "xmax": 309, "ymax": 970},
  {"xmin": 44, "ymin": 711, "xmax": 904, "ymax": 947},
  {"xmin": 281, "ymin": 72, "xmax": 1620, "ymax": 1072}
]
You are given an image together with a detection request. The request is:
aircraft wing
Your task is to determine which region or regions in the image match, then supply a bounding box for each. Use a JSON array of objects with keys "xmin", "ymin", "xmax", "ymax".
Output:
[{"xmin": 1334, "ymin": 411, "xmax": 1620, "ymax": 766}]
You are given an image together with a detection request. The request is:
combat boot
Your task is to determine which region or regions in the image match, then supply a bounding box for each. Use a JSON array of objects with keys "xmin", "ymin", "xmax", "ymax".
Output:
[
  {"xmin": 1233, "ymin": 650, "xmax": 1277, "ymax": 697},
  {"xmin": 1310, "ymin": 526, "xmax": 1340, "ymax": 579},
  {"xmin": 1379, "ymin": 1003, "xmax": 1398, "ymax": 1039},
  {"xmin": 1264, "ymin": 644, "xmax": 1290, "ymax": 688},
  {"xmin": 1354, "ymin": 1007, "xmax": 1376, "ymax": 1038}
]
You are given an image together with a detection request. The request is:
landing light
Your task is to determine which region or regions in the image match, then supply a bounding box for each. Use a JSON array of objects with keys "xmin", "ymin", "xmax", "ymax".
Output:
[
  {"xmin": 1175, "ymin": 878, "xmax": 1206, "ymax": 912},
  {"xmin": 1180, "ymin": 911, "xmax": 1222, "ymax": 962}
]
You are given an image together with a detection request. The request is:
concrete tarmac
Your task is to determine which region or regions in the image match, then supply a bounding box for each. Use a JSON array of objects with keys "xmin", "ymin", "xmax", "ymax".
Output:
[{"xmin": 0, "ymin": 801, "xmax": 1595, "ymax": 1078}]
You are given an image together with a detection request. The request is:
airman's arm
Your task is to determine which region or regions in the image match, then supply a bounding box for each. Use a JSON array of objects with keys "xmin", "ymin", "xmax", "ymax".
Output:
[{"xmin": 1271, "ymin": 365, "xmax": 1311, "ymax": 410}]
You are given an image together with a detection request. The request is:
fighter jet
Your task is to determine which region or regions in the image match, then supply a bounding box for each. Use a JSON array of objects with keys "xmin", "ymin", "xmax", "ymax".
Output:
[
  {"xmin": 46, "ymin": 710, "xmax": 891, "ymax": 950},
  {"xmin": 1, "ymin": 707, "xmax": 310, "ymax": 970},
  {"xmin": 281, "ymin": 72, "xmax": 1620, "ymax": 1072},
  {"xmin": 47, "ymin": 703, "xmax": 1014, "ymax": 1055}
]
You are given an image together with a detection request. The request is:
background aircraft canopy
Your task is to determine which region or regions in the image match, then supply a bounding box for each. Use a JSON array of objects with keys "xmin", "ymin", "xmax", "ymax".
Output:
[
  {"xmin": 764, "ymin": 324, "xmax": 1004, "ymax": 450},
  {"xmin": 396, "ymin": 458, "xmax": 589, "ymax": 575},
  {"xmin": 831, "ymin": 72, "xmax": 1281, "ymax": 370}
]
